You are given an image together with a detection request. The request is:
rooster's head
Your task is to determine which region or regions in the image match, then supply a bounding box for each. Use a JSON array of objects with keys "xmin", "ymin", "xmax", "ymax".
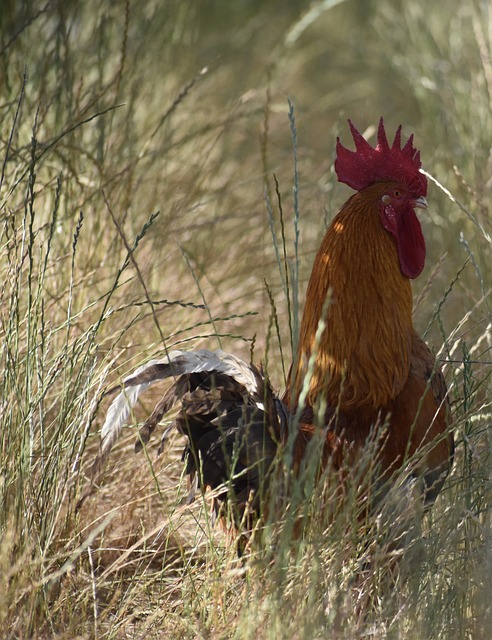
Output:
[{"xmin": 335, "ymin": 117, "xmax": 428, "ymax": 279}]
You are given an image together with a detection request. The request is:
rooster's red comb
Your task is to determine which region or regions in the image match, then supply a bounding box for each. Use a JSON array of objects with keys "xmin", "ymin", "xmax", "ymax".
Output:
[{"xmin": 334, "ymin": 117, "xmax": 427, "ymax": 197}]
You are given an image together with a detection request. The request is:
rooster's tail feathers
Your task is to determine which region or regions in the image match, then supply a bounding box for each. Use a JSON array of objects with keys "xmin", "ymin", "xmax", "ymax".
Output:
[{"xmin": 92, "ymin": 349, "xmax": 270, "ymax": 476}]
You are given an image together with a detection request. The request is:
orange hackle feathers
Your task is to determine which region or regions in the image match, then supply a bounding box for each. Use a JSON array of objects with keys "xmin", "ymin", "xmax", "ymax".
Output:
[{"xmin": 289, "ymin": 182, "xmax": 414, "ymax": 412}]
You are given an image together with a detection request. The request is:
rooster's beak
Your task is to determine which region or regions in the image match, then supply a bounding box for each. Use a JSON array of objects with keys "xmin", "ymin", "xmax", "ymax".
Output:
[{"xmin": 412, "ymin": 196, "xmax": 428, "ymax": 210}]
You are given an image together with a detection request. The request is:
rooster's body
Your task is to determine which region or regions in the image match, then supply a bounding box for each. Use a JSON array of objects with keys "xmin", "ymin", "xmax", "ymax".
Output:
[
  {"xmin": 287, "ymin": 180, "xmax": 453, "ymax": 509},
  {"xmin": 96, "ymin": 118, "xmax": 454, "ymax": 545}
]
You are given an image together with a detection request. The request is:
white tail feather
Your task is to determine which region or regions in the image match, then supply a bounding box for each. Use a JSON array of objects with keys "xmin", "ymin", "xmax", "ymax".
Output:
[
  {"xmin": 99, "ymin": 359, "xmax": 164, "ymax": 457},
  {"xmin": 155, "ymin": 349, "xmax": 262, "ymax": 393},
  {"xmin": 98, "ymin": 349, "xmax": 261, "ymax": 460}
]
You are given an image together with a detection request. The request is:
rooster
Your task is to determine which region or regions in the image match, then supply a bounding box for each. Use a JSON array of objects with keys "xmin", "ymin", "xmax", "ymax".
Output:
[{"xmin": 94, "ymin": 118, "xmax": 454, "ymax": 546}]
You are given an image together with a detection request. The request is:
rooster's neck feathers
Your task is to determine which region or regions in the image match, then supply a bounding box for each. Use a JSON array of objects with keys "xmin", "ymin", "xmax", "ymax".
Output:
[{"xmin": 293, "ymin": 185, "xmax": 414, "ymax": 410}]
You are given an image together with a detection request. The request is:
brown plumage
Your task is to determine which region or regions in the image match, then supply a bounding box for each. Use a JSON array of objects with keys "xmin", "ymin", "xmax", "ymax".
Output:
[
  {"xmin": 95, "ymin": 117, "xmax": 453, "ymax": 549},
  {"xmin": 287, "ymin": 182, "xmax": 453, "ymax": 507}
]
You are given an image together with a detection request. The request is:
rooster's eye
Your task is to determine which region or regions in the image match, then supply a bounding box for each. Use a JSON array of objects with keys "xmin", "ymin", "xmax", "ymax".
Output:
[{"xmin": 393, "ymin": 189, "xmax": 402, "ymax": 198}]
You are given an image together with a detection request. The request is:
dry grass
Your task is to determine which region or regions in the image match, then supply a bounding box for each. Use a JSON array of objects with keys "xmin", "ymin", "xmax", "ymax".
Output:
[{"xmin": 1, "ymin": 0, "xmax": 491, "ymax": 638}]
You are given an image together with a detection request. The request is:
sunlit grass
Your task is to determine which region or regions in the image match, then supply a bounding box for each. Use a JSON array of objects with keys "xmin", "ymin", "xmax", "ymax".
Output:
[{"xmin": 1, "ymin": 0, "xmax": 491, "ymax": 637}]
